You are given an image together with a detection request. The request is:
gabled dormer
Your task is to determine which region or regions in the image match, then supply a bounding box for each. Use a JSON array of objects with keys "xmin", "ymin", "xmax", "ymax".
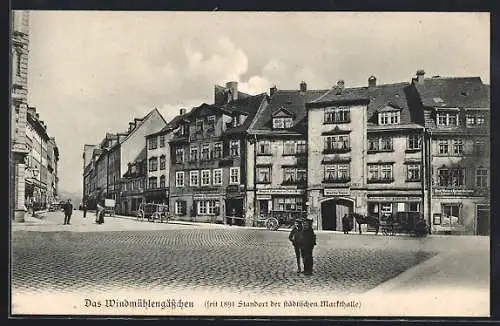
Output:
[
  {"xmin": 377, "ymin": 104, "xmax": 401, "ymax": 125},
  {"xmin": 272, "ymin": 107, "xmax": 295, "ymax": 129}
]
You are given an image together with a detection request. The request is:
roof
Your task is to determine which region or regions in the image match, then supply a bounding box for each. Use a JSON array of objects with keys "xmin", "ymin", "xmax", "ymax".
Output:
[
  {"xmin": 120, "ymin": 108, "xmax": 166, "ymax": 144},
  {"xmin": 221, "ymin": 93, "xmax": 268, "ymax": 136},
  {"xmin": 214, "ymin": 85, "xmax": 252, "ymax": 105},
  {"xmin": 307, "ymin": 82, "xmax": 422, "ymax": 127},
  {"xmin": 250, "ymin": 89, "xmax": 328, "ymax": 134},
  {"xmin": 413, "ymin": 77, "xmax": 490, "ymax": 108}
]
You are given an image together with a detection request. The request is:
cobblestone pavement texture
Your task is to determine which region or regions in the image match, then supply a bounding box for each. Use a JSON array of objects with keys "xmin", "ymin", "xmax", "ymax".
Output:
[{"xmin": 11, "ymin": 213, "xmax": 443, "ymax": 297}]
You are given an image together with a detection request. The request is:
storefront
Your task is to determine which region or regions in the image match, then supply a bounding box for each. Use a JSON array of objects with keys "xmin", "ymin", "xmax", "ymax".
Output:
[
  {"xmin": 367, "ymin": 195, "xmax": 422, "ymax": 220},
  {"xmin": 255, "ymin": 188, "xmax": 307, "ymax": 221}
]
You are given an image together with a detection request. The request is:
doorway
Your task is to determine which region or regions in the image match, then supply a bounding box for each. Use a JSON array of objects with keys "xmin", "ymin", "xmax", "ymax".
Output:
[
  {"xmin": 321, "ymin": 198, "xmax": 354, "ymax": 231},
  {"xmin": 476, "ymin": 204, "xmax": 490, "ymax": 236},
  {"xmin": 259, "ymin": 200, "xmax": 269, "ymax": 216},
  {"xmin": 226, "ymin": 198, "xmax": 244, "ymax": 226}
]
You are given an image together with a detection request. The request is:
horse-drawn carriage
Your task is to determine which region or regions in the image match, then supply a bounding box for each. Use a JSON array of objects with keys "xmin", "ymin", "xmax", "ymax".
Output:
[
  {"xmin": 136, "ymin": 203, "xmax": 169, "ymax": 223},
  {"xmin": 349, "ymin": 211, "xmax": 428, "ymax": 237},
  {"xmin": 259, "ymin": 210, "xmax": 307, "ymax": 231}
]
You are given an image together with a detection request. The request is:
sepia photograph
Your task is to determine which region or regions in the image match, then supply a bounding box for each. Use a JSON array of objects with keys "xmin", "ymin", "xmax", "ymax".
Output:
[{"xmin": 9, "ymin": 11, "xmax": 490, "ymax": 317}]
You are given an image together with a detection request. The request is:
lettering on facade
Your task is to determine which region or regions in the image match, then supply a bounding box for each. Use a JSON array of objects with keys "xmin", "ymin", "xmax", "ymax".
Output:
[
  {"xmin": 193, "ymin": 194, "xmax": 223, "ymax": 200},
  {"xmin": 256, "ymin": 189, "xmax": 303, "ymax": 195},
  {"xmin": 433, "ymin": 189, "xmax": 475, "ymax": 196},
  {"xmin": 323, "ymin": 188, "xmax": 350, "ymax": 196},
  {"xmin": 368, "ymin": 197, "xmax": 421, "ymax": 202}
]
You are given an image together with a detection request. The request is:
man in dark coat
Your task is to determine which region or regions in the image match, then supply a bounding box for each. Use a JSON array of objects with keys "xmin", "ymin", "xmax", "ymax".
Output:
[
  {"xmin": 342, "ymin": 214, "xmax": 350, "ymax": 234},
  {"xmin": 289, "ymin": 219, "xmax": 304, "ymax": 273},
  {"xmin": 83, "ymin": 201, "xmax": 87, "ymax": 218},
  {"xmin": 63, "ymin": 199, "xmax": 73, "ymax": 225},
  {"xmin": 299, "ymin": 219, "xmax": 317, "ymax": 276}
]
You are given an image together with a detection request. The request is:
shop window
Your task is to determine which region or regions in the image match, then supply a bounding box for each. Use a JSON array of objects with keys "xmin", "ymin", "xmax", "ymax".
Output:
[
  {"xmin": 273, "ymin": 197, "xmax": 304, "ymax": 212},
  {"xmin": 197, "ymin": 200, "xmax": 218, "ymax": 215},
  {"xmin": 441, "ymin": 203, "xmax": 463, "ymax": 226},
  {"xmin": 408, "ymin": 202, "xmax": 420, "ymax": 212}
]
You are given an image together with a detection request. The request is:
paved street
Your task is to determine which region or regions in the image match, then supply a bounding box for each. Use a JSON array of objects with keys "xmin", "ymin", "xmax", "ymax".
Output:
[{"xmin": 11, "ymin": 211, "xmax": 489, "ymax": 316}]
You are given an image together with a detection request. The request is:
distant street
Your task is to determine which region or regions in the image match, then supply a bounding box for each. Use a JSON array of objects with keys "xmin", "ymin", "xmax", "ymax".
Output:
[{"xmin": 11, "ymin": 211, "xmax": 489, "ymax": 315}]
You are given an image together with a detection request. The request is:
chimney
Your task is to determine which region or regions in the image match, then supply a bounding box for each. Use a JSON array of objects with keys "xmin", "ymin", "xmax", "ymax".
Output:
[
  {"xmin": 368, "ymin": 76, "xmax": 377, "ymax": 87},
  {"xmin": 180, "ymin": 108, "xmax": 187, "ymax": 115},
  {"xmin": 128, "ymin": 122, "xmax": 134, "ymax": 132},
  {"xmin": 270, "ymin": 85, "xmax": 277, "ymax": 96},
  {"xmin": 35, "ymin": 113, "xmax": 40, "ymax": 120},
  {"xmin": 416, "ymin": 69, "xmax": 425, "ymax": 84},
  {"xmin": 226, "ymin": 81, "xmax": 238, "ymax": 102},
  {"xmin": 337, "ymin": 80, "xmax": 345, "ymax": 89},
  {"xmin": 300, "ymin": 81, "xmax": 307, "ymax": 93}
]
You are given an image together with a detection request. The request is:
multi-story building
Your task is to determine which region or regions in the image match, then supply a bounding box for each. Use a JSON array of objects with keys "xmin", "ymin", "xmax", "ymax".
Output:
[
  {"xmin": 411, "ymin": 71, "xmax": 490, "ymax": 235},
  {"xmin": 82, "ymin": 144, "xmax": 98, "ymax": 206},
  {"xmin": 25, "ymin": 107, "xmax": 59, "ymax": 211},
  {"xmin": 246, "ymin": 82, "xmax": 326, "ymax": 224},
  {"xmin": 144, "ymin": 111, "xmax": 186, "ymax": 206},
  {"xmin": 168, "ymin": 82, "xmax": 267, "ymax": 224},
  {"xmin": 11, "ymin": 10, "xmax": 30, "ymax": 222},
  {"xmin": 119, "ymin": 150, "xmax": 147, "ymax": 216},
  {"xmin": 306, "ymin": 78, "xmax": 426, "ymax": 231}
]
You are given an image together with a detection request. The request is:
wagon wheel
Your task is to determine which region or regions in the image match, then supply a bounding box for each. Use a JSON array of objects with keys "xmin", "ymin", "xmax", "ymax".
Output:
[
  {"xmin": 265, "ymin": 217, "xmax": 279, "ymax": 231},
  {"xmin": 151, "ymin": 212, "xmax": 160, "ymax": 222}
]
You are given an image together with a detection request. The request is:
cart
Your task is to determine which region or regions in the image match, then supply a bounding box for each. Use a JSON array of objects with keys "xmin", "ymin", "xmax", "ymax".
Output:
[
  {"xmin": 380, "ymin": 211, "xmax": 428, "ymax": 237},
  {"xmin": 136, "ymin": 203, "xmax": 169, "ymax": 223},
  {"xmin": 255, "ymin": 211, "xmax": 307, "ymax": 231},
  {"xmin": 104, "ymin": 199, "xmax": 115, "ymax": 216}
]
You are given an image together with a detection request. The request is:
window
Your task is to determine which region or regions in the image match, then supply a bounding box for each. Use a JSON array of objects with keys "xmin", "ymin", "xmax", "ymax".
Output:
[
  {"xmin": 368, "ymin": 136, "xmax": 392, "ymax": 152},
  {"xmin": 324, "ymin": 135, "xmax": 350, "ymax": 153},
  {"xmin": 257, "ymin": 167, "xmax": 271, "ymax": 183},
  {"xmin": 452, "ymin": 139, "xmax": 463, "ymax": 155},
  {"xmin": 159, "ymin": 135, "xmax": 165, "ymax": 148},
  {"xmin": 190, "ymin": 170, "xmax": 199, "ymax": 187},
  {"xmin": 368, "ymin": 164, "xmax": 393, "ymax": 182},
  {"xmin": 213, "ymin": 169, "xmax": 223, "ymax": 185},
  {"xmin": 230, "ymin": 140, "xmax": 240, "ymax": 156},
  {"xmin": 148, "ymin": 157, "xmax": 158, "ymax": 172},
  {"xmin": 159, "ymin": 155, "xmax": 166, "ymax": 170},
  {"xmin": 476, "ymin": 168, "xmax": 488, "ymax": 188},
  {"xmin": 407, "ymin": 135, "xmax": 422, "ymax": 150},
  {"xmin": 196, "ymin": 119, "xmax": 203, "ymax": 133},
  {"xmin": 230, "ymin": 167, "xmax": 240, "ymax": 184},
  {"xmin": 283, "ymin": 168, "xmax": 296, "ymax": 183},
  {"xmin": 297, "ymin": 169, "xmax": 307, "ymax": 182},
  {"xmin": 201, "ymin": 170, "xmax": 211, "ymax": 186},
  {"xmin": 438, "ymin": 168, "xmax": 465, "ymax": 187},
  {"xmin": 274, "ymin": 197, "xmax": 304, "ymax": 212},
  {"xmin": 436, "ymin": 112, "xmax": 459, "ymax": 127},
  {"xmin": 258, "ymin": 141, "xmax": 271, "ymax": 155},
  {"xmin": 324, "ymin": 106, "xmax": 350, "ymax": 124},
  {"xmin": 273, "ymin": 117, "xmax": 293, "ymax": 129},
  {"xmin": 474, "ymin": 140, "xmax": 487, "ymax": 155},
  {"xmin": 175, "ymin": 148, "xmax": 184, "ymax": 163},
  {"xmin": 207, "ymin": 115, "xmax": 216, "ymax": 131},
  {"xmin": 466, "ymin": 113, "xmax": 487, "ymax": 128},
  {"xmin": 148, "ymin": 177, "xmax": 157, "ymax": 189},
  {"xmin": 159, "ymin": 175, "xmax": 166, "ymax": 188},
  {"xmin": 232, "ymin": 115, "xmax": 241, "ymax": 128},
  {"xmin": 324, "ymin": 164, "xmax": 350, "ymax": 182},
  {"xmin": 378, "ymin": 111, "xmax": 400, "ymax": 125},
  {"xmin": 175, "ymin": 200, "xmax": 187, "ymax": 216},
  {"xmin": 201, "ymin": 143, "xmax": 211, "ymax": 161},
  {"xmin": 197, "ymin": 200, "xmax": 218, "ymax": 215},
  {"xmin": 148, "ymin": 137, "xmax": 158, "ymax": 150},
  {"xmin": 296, "ymin": 140, "xmax": 307, "ymax": 154},
  {"xmin": 407, "ymin": 164, "xmax": 421, "ymax": 181},
  {"xmin": 441, "ymin": 204, "xmax": 463, "ymax": 226},
  {"xmin": 190, "ymin": 145, "xmax": 198, "ymax": 162},
  {"xmin": 175, "ymin": 171, "xmax": 185, "ymax": 187},
  {"xmin": 214, "ymin": 142, "xmax": 222, "ymax": 158},
  {"xmin": 283, "ymin": 141, "xmax": 296, "ymax": 155},
  {"xmin": 438, "ymin": 140, "xmax": 449, "ymax": 154}
]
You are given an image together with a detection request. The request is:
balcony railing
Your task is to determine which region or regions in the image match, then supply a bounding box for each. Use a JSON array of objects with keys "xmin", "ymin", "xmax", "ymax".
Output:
[
  {"xmin": 323, "ymin": 147, "xmax": 351, "ymax": 154},
  {"xmin": 322, "ymin": 177, "xmax": 351, "ymax": 184}
]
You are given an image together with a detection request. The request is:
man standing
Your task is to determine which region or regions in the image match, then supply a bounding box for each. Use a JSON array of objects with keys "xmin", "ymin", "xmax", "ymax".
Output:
[
  {"xmin": 83, "ymin": 201, "xmax": 87, "ymax": 218},
  {"xmin": 300, "ymin": 219, "xmax": 317, "ymax": 276},
  {"xmin": 63, "ymin": 199, "xmax": 73, "ymax": 225},
  {"xmin": 342, "ymin": 214, "xmax": 350, "ymax": 234},
  {"xmin": 289, "ymin": 219, "xmax": 304, "ymax": 273}
]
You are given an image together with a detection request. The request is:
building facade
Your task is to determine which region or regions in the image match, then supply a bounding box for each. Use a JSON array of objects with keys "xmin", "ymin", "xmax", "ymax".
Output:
[
  {"xmin": 411, "ymin": 71, "xmax": 490, "ymax": 235},
  {"xmin": 11, "ymin": 11, "xmax": 30, "ymax": 221},
  {"xmin": 119, "ymin": 151, "xmax": 147, "ymax": 216},
  {"xmin": 247, "ymin": 82, "xmax": 325, "ymax": 225},
  {"xmin": 168, "ymin": 82, "xmax": 266, "ymax": 224}
]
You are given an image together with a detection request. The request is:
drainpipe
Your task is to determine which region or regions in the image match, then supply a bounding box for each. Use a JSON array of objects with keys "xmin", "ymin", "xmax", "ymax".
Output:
[
  {"xmin": 253, "ymin": 134, "xmax": 258, "ymax": 225},
  {"xmin": 425, "ymin": 127, "xmax": 433, "ymax": 234}
]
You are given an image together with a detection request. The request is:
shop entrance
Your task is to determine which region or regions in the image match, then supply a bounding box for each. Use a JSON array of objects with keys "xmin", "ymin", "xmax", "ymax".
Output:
[
  {"xmin": 476, "ymin": 204, "xmax": 490, "ymax": 236},
  {"xmin": 259, "ymin": 200, "xmax": 269, "ymax": 216},
  {"xmin": 226, "ymin": 198, "xmax": 244, "ymax": 226},
  {"xmin": 321, "ymin": 198, "xmax": 353, "ymax": 231}
]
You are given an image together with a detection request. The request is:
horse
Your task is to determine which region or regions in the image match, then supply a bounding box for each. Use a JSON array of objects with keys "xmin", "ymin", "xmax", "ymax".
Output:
[{"xmin": 349, "ymin": 213, "xmax": 380, "ymax": 235}]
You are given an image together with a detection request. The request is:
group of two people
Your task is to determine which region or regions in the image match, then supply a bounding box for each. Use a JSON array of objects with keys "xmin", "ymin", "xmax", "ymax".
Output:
[{"xmin": 289, "ymin": 218, "xmax": 317, "ymax": 275}]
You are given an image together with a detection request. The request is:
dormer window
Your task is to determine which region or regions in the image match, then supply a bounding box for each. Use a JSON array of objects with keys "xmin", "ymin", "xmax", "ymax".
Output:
[
  {"xmin": 436, "ymin": 110, "xmax": 459, "ymax": 127},
  {"xmin": 232, "ymin": 115, "xmax": 241, "ymax": 128},
  {"xmin": 207, "ymin": 115, "xmax": 216, "ymax": 131},
  {"xmin": 273, "ymin": 117, "xmax": 293, "ymax": 129},
  {"xmin": 378, "ymin": 109, "xmax": 400, "ymax": 125},
  {"xmin": 196, "ymin": 119, "xmax": 203, "ymax": 133}
]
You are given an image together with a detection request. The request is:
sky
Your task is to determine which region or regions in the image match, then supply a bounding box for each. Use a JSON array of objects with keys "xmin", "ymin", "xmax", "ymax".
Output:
[{"xmin": 26, "ymin": 11, "xmax": 490, "ymax": 195}]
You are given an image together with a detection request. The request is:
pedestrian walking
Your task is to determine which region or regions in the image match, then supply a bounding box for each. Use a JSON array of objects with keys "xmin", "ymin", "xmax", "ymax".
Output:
[
  {"xmin": 83, "ymin": 202, "xmax": 87, "ymax": 218},
  {"xmin": 289, "ymin": 219, "xmax": 304, "ymax": 273},
  {"xmin": 299, "ymin": 219, "xmax": 317, "ymax": 276},
  {"xmin": 63, "ymin": 199, "xmax": 73, "ymax": 225},
  {"xmin": 342, "ymin": 214, "xmax": 350, "ymax": 234},
  {"xmin": 96, "ymin": 201, "xmax": 105, "ymax": 224}
]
